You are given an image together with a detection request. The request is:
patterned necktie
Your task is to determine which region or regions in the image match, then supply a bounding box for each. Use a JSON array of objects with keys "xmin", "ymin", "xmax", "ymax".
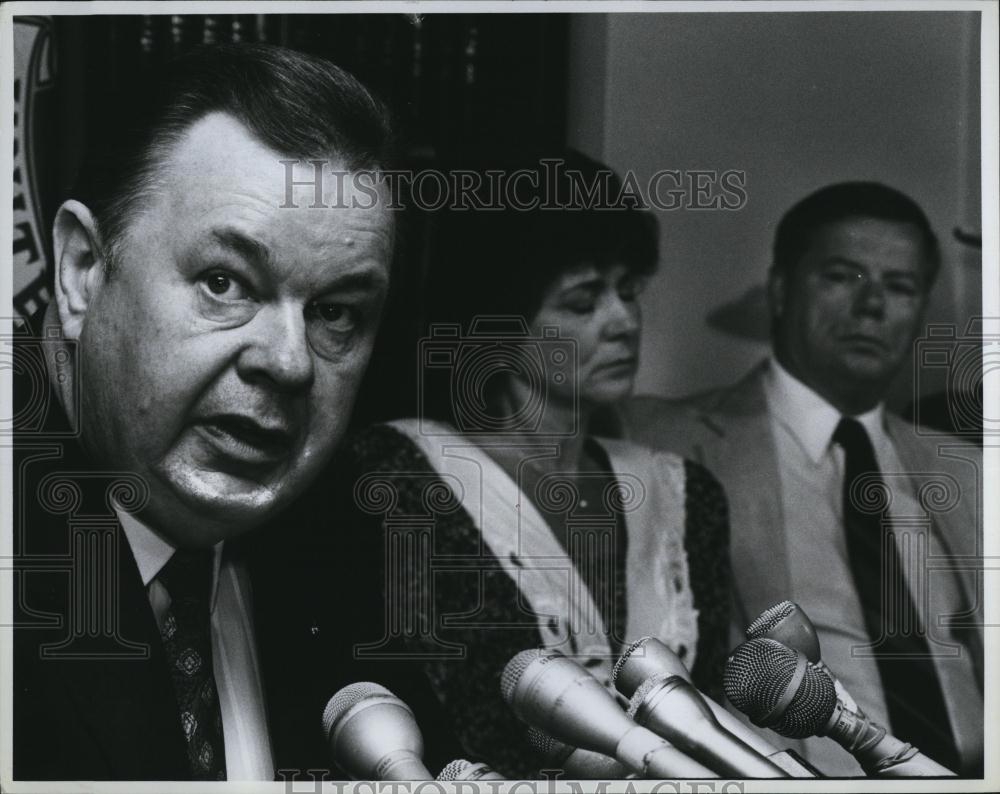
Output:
[
  {"xmin": 833, "ymin": 417, "xmax": 959, "ymax": 771},
  {"xmin": 158, "ymin": 548, "xmax": 227, "ymax": 780}
]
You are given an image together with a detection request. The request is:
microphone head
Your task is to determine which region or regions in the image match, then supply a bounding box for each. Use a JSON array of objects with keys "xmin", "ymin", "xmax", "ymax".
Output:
[
  {"xmin": 612, "ymin": 636, "xmax": 691, "ymax": 698},
  {"xmin": 437, "ymin": 759, "xmax": 473, "ymax": 781},
  {"xmin": 501, "ymin": 647, "xmax": 634, "ymax": 756},
  {"xmin": 322, "ymin": 681, "xmax": 393, "ymax": 738},
  {"xmin": 501, "ymin": 647, "xmax": 544, "ymax": 705},
  {"xmin": 723, "ymin": 638, "xmax": 836, "ymax": 739},
  {"xmin": 437, "ymin": 759, "xmax": 505, "ymax": 781},
  {"xmin": 525, "ymin": 726, "xmax": 573, "ymax": 765},
  {"xmin": 627, "ymin": 673, "xmax": 716, "ymax": 734},
  {"xmin": 746, "ymin": 601, "xmax": 821, "ymax": 663},
  {"xmin": 322, "ymin": 682, "xmax": 427, "ymax": 780}
]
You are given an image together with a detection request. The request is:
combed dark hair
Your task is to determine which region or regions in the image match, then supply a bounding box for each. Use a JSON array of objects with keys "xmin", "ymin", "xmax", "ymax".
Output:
[
  {"xmin": 773, "ymin": 181, "xmax": 940, "ymax": 285},
  {"xmin": 425, "ymin": 148, "xmax": 659, "ymax": 329},
  {"xmin": 72, "ymin": 43, "xmax": 394, "ymax": 272}
]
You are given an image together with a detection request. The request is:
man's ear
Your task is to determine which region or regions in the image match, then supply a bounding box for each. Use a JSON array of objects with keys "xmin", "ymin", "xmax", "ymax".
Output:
[
  {"xmin": 766, "ymin": 264, "xmax": 786, "ymax": 321},
  {"xmin": 52, "ymin": 200, "xmax": 107, "ymax": 340}
]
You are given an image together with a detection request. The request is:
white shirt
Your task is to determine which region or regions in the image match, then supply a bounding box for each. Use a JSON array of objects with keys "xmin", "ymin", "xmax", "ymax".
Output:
[
  {"xmin": 763, "ymin": 358, "xmax": 980, "ymax": 775},
  {"xmin": 117, "ymin": 507, "xmax": 275, "ymax": 780}
]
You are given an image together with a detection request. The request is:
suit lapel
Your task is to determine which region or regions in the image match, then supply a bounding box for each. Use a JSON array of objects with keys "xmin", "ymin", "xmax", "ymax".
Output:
[
  {"xmin": 52, "ymin": 521, "xmax": 191, "ymax": 779},
  {"xmin": 885, "ymin": 417, "xmax": 984, "ymax": 683},
  {"xmin": 696, "ymin": 365, "xmax": 791, "ymax": 625}
]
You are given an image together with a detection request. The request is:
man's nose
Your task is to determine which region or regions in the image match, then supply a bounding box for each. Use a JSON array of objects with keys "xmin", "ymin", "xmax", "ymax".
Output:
[
  {"xmin": 853, "ymin": 275, "xmax": 886, "ymax": 318},
  {"xmin": 237, "ymin": 303, "xmax": 314, "ymax": 391}
]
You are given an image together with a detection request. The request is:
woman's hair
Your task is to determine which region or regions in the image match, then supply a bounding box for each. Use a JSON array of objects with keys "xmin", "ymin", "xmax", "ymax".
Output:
[{"xmin": 424, "ymin": 148, "xmax": 659, "ymax": 330}]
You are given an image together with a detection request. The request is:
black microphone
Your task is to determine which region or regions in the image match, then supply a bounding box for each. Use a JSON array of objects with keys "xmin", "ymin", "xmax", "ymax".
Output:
[
  {"xmin": 626, "ymin": 672, "xmax": 787, "ymax": 777},
  {"xmin": 526, "ymin": 726, "xmax": 632, "ymax": 779},
  {"xmin": 501, "ymin": 648, "xmax": 717, "ymax": 778},
  {"xmin": 724, "ymin": 638, "xmax": 956, "ymax": 777},
  {"xmin": 746, "ymin": 601, "xmax": 861, "ymax": 712},
  {"xmin": 322, "ymin": 682, "xmax": 433, "ymax": 780},
  {"xmin": 436, "ymin": 759, "xmax": 506, "ymax": 781},
  {"xmin": 613, "ymin": 636, "xmax": 817, "ymax": 777}
]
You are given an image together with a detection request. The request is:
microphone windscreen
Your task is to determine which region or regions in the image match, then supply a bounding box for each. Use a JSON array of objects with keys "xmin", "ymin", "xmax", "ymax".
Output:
[
  {"xmin": 724, "ymin": 639, "xmax": 836, "ymax": 738},
  {"xmin": 322, "ymin": 681, "xmax": 393, "ymax": 737},
  {"xmin": 501, "ymin": 648, "xmax": 541, "ymax": 704},
  {"xmin": 526, "ymin": 726, "xmax": 572, "ymax": 765},
  {"xmin": 436, "ymin": 759, "xmax": 504, "ymax": 781},
  {"xmin": 746, "ymin": 601, "xmax": 796, "ymax": 638},
  {"xmin": 745, "ymin": 601, "xmax": 821, "ymax": 663},
  {"xmin": 612, "ymin": 636, "xmax": 690, "ymax": 697}
]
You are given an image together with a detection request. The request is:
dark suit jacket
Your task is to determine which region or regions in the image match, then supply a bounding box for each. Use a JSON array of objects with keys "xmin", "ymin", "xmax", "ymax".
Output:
[{"xmin": 11, "ymin": 324, "xmax": 456, "ymax": 781}]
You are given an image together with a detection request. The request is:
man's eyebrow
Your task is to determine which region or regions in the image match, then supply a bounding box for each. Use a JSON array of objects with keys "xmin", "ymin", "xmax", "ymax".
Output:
[
  {"xmin": 211, "ymin": 228, "xmax": 273, "ymax": 266},
  {"xmin": 821, "ymin": 256, "xmax": 922, "ymax": 278},
  {"xmin": 321, "ymin": 268, "xmax": 389, "ymax": 294}
]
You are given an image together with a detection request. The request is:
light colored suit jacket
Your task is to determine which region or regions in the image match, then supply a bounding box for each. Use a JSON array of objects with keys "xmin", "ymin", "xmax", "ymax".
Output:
[{"xmin": 619, "ymin": 361, "xmax": 984, "ymax": 776}]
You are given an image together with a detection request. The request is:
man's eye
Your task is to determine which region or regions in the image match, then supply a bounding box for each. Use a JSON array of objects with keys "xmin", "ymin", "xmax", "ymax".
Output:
[
  {"xmin": 309, "ymin": 301, "xmax": 358, "ymax": 332},
  {"xmin": 200, "ymin": 271, "xmax": 251, "ymax": 301},
  {"xmin": 886, "ymin": 280, "xmax": 918, "ymax": 296},
  {"xmin": 822, "ymin": 269, "xmax": 855, "ymax": 283}
]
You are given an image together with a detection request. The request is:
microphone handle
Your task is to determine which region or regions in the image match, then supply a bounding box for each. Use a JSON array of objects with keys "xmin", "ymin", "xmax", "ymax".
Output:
[
  {"xmin": 376, "ymin": 750, "xmax": 434, "ymax": 780},
  {"xmin": 616, "ymin": 726, "xmax": 718, "ymax": 778},
  {"xmin": 818, "ymin": 661, "xmax": 861, "ymax": 714},
  {"xmin": 824, "ymin": 703, "xmax": 956, "ymax": 777},
  {"xmin": 765, "ymin": 749, "xmax": 822, "ymax": 778},
  {"xmin": 683, "ymin": 722, "xmax": 788, "ymax": 778},
  {"xmin": 563, "ymin": 748, "xmax": 632, "ymax": 779},
  {"xmin": 701, "ymin": 694, "xmax": 782, "ymax": 757}
]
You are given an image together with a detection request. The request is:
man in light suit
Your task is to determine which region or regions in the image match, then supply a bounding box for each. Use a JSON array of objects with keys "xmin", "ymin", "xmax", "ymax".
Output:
[
  {"xmin": 621, "ymin": 182, "xmax": 983, "ymax": 777},
  {"xmin": 11, "ymin": 43, "xmax": 455, "ymax": 781}
]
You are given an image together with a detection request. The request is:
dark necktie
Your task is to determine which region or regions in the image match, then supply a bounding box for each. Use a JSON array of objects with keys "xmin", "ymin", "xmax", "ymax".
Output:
[
  {"xmin": 833, "ymin": 417, "xmax": 959, "ymax": 771},
  {"xmin": 158, "ymin": 549, "xmax": 227, "ymax": 780}
]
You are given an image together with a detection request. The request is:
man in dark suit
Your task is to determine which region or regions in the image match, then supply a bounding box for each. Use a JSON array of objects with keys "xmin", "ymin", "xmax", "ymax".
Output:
[
  {"xmin": 621, "ymin": 183, "xmax": 983, "ymax": 776},
  {"xmin": 11, "ymin": 43, "xmax": 452, "ymax": 781}
]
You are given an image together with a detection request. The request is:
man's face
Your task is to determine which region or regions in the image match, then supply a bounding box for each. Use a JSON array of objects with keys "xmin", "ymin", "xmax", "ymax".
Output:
[
  {"xmin": 770, "ymin": 216, "xmax": 931, "ymax": 408},
  {"xmin": 74, "ymin": 112, "xmax": 392, "ymax": 547}
]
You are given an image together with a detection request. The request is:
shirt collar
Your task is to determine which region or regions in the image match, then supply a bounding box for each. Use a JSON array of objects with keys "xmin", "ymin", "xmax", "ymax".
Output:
[
  {"xmin": 114, "ymin": 504, "xmax": 224, "ymax": 606},
  {"xmin": 116, "ymin": 504, "xmax": 175, "ymax": 587},
  {"xmin": 765, "ymin": 356, "xmax": 886, "ymax": 464}
]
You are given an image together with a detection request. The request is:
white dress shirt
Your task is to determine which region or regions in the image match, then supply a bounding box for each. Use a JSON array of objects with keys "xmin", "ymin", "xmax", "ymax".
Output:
[
  {"xmin": 763, "ymin": 358, "xmax": 980, "ymax": 775},
  {"xmin": 117, "ymin": 507, "xmax": 275, "ymax": 780}
]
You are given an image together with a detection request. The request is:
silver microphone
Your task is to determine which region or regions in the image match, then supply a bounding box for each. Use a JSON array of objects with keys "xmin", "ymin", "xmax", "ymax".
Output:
[
  {"xmin": 526, "ymin": 726, "xmax": 632, "ymax": 779},
  {"xmin": 613, "ymin": 636, "xmax": 817, "ymax": 777},
  {"xmin": 436, "ymin": 759, "xmax": 506, "ymax": 781},
  {"xmin": 746, "ymin": 601, "xmax": 861, "ymax": 712},
  {"xmin": 501, "ymin": 648, "xmax": 717, "ymax": 778},
  {"xmin": 724, "ymin": 638, "xmax": 956, "ymax": 777},
  {"xmin": 626, "ymin": 673, "xmax": 787, "ymax": 777},
  {"xmin": 322, "ymin": 682, "xmax": 433, "ymax": 780}
]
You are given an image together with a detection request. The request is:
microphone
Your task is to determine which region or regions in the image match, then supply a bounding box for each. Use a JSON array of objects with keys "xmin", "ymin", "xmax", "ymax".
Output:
[
  {"xmin": 526, "ymin": 726, "xmax": 632, "ymax": 779},
  {"xmin": 613, "ymin": 636, "xmax": 818, "ymax": 777},
  {"xmin": 437, "ymin": 760, "xmax": 506, "ymax": 781},
  {"xmin": 746, "ymin": 601, "xmax": 861, "ymax": 712},
  {"xmin": 724, "ymin": 638, "xmax": 955, "ymax": 777},
  {"xmin": 501, "ymin": 648, "xmax": 717, "ymax": 778},
  {"xmin": 322, "ymin": 682, "xmax": 433, "ymax": 780},
  {"xmin": 626, "ymin": 673, "xmax": 787, "ymax": 777}
]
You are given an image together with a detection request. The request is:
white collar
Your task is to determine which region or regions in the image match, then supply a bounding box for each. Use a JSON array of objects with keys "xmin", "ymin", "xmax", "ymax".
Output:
[
  {"xmin": 115, "ymin": 504, "xmax": 223, "ymax": 606},
  {"xmin": 765, "ymin": 357, "xmax": 886, "ymax": 465}
]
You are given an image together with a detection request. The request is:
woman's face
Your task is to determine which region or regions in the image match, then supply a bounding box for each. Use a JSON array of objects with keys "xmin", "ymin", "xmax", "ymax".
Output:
[{"xmin": 530, "ymin": 262, "xmax": 647, "ymax": 408}]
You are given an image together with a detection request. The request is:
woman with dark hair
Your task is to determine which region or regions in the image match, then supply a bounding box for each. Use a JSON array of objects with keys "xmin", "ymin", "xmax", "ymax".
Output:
[{"xmin": 349, "ymin": 151, "xmax": 731, "ymax": 777}]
